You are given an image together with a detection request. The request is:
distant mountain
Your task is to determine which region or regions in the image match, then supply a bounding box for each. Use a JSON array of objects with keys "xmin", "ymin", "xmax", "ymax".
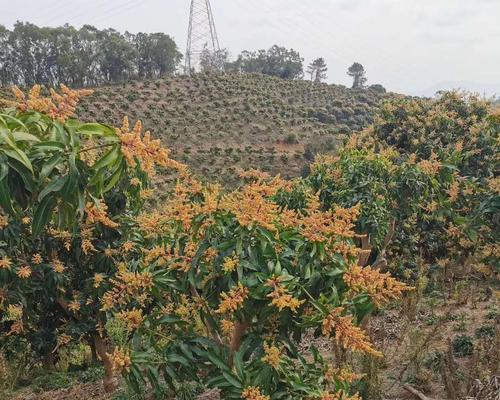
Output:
[{"xmin": 420, "ymin": 81, "xmax": 500, "ymax": 99}]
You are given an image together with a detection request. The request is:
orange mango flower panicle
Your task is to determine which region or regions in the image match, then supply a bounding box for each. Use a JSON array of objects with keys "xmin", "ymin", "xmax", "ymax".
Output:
[
  {"xmin": 291, "ymin": 193, "xmax": 360, "ymax": 243},
  {"xmin": 116, "ymin": 116, "xmax": 186, "ymax": 178},
  {"xmin": 4, "ymin": 304, "xmax": 24, "ymax": 336},
  {"xmin": 16, "ymin": 266, "xmax": 32, "ymax": 279},
  {"xmin": 417, "ymin": 152, "xmax": 442, "ymax": 176},
  {"xmin": 447, "ymin": 180, "xmax": 460, "ymax": 202},
  {"xmin": 201, "ymin": 183, "xmax": 221, "ymax": 214},
  {"xmin": 220, "ymin": 183, "xmax": 280, "ymax": 232},
  {"xmin": 265, "ymin": 277, "xmax": 304, "ymax": 313},
  {"xmin": 31, "ymin": 253, "xmax": 43, "ymax": 265},
  {"xmin": 320, "ymin": 391, "xmax": 362, "ymax": 400},
  {"xmin": 101, "ymin": 270, "xmax": 154, "ymax": 311},
  {"xmin": 222, "ymin": 254, "xmax": 239, "ymax": 273},
  {"xmin": 216, "ymin": 283, "xmax": 249, "ymax": 314},
  {"xmin": 241, "ymin": 386, "xmax": 271, "ymax": 400},
  {"xmin": 5, "ymin": 84, "xmax": 92, "ymax": 123},
  {"xmin": 115, "ymin": 309, "xmax": 144, "ymax": 330},
  {"xmin": 487, "ymin": 176, "xmax": 500, "ymax": 193},
  {"xmin": 110, "ymin": 347, "xmax": 131, "ymax": 374},
  {"xmin": 159, "ymin": 185, "xmax": 201, "ymax": 231},
  {"xmin": 322, "ymin": 307, "xmax": 382, "ymax": 357},
  {"xmin": 220, "ymin": 319, "xmax": 234, "ymax": 338},
  {"xmin": 325, "ymin": 365, "xmax": 363, "ymax": 385},
  {"xmin": 68, "ymin": 299, "xmax": 81, "ymax": 313},
  {"xmin": 93, "ymin": 273, "xmax": 105, "ymax": 288},
  {"xmin": 81, "ymin": 226, "xmax": 96, "ymax": 255},
  {"xmin": 85, "ymin": 200, "xmax": 119, "ymax": 229},
  {"xmin": 343, "ymin": 264, "xmax": 412, "ymax": 306},
  {"xmin": 261, "ymin": 342, "xmax": 281, "ymax": 369},
  {"xmin": 0, "ymin": 214, "xmax": 8, "ymax": 229},
  {"xmin": 0, "ymin": 256, "xmax": 12, "ymax": 270}
]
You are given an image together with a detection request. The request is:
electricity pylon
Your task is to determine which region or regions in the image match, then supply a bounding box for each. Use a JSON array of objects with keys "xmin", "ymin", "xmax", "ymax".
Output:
[{"xmin": 184, "ymin": 0, "xmax": 220, "ymax": 74}]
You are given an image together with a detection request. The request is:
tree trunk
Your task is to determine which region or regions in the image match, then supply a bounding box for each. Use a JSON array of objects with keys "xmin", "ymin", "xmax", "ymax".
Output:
[
  {"xmin": 42, "ymin": 350, "xmax": 56, "ymax": 371},
  {"xmin": 229, "ymin": 320, "xmax": 248, "ymax": 367},
  {"xmin": 94, "ymin": 335, "xmax": 117, "ymax": 393},
  {"xmin": 89, "ymin": 337, "xmax": 98, "ymax": 364}
]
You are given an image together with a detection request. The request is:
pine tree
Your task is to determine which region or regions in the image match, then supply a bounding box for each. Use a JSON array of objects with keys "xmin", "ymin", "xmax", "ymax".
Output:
[
  {"xmin": 347, "ymin": 62, "xmax": 367, "ymax": 88},
  {"xmin": 307, "ymin": 57, "xmax": 328, "ymax": 83}
]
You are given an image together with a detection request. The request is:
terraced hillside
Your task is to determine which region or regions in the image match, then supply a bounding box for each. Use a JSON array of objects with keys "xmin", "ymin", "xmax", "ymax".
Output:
[{"xmin": 76, "ymin": 73, "xmax": 395, "ymax": 186}]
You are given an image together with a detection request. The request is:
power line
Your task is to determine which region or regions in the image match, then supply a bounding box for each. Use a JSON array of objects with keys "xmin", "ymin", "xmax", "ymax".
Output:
[{"xmin": 88, "ymin": 0, "xmax": 148, "ymax": 26}]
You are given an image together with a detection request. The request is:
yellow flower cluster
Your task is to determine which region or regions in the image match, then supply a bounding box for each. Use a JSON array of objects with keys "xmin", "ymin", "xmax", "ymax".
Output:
[
  {"xmin": 3, "ymin": 304, "xmax": 23, "ymax": 321},
  {"xmin": 32, "ymin": 253, "xmax": 43, "ymax": 264},
  {"xmin": 136, "ymin": 211, "xmax": 167, "ymax": 237},
  {"xmin": 49, "ymin": 228, "xmax": 72, "ymax": 251},
  {"xmin": 85, "ymin": 200, "xmax": 119, "ymax": 229},
  {"xmin": 115, "ymin": 309, "xmax": 144, "ymax": 330},
  {"xmin": 343, "ymin": 264, "xmax": 411, "ymax": 306},
  {"xmin": 81, "ymin": 226, "xmax": 96, "ymax": 255},
  {"xmin": 447, "ymin": 181, "xmax": 460, "ymax": 202},
  {"xmin": 51, "ymin": 256, "xmax": 65, "ymax": 273},
  {"xmin": 101, "ymin": 270, "xmax": 154, "ymax": 311},
  {"xmin": 0, "ymin": 215, "xmax": 8, "ymax": 229},
  {"xmin": 57, "ymin": 333, "xmax": 71, "ymax": 348},
  {"xmin": 320, "ymin": 391, "xmax": 361, "ymax": 400},
  {"xmin": 174, "ymin": 294, "xmax": 203, "ymax": 324},
  {"xmin": 322, "ymin": 307, "xmax": 382, "ymax": 357},
  {"xmin": 281, "ymin": 194, "xmax": 360, "ymax": 243},
  {"xmin": 68, "ymin": 299, "xmax": 81, "ymax": 312},
  {"xmin": 222, "ymin": 254, "xmax": 239, "ymax": 273},
  {"xmin": 8, "ymin": 84, "xmax": 93, "ymax": 123},
  {"xmin": 417, "ymin": 154, "xmax": 441, "ymax": 176},
  {"xmin": 159, "ymin": 184, "xmax": 202, "ymax": 231},
  {"xmin": 200, "ymin": 183, "xmax": 221, "ymax": 215},
  {"xmin": 93, "ymin": 273, "xmax": 105, "ymax": 288},
  {"xmin": 220, "ymin": 182, "xmax": 280, "ymax": 232},
  {"xmin": 216, "ymin": 283, "xmax": 249, "ymax": 314},
  {"xmin": 327, "ymin": 240, "xmax": 360, "ymax": 261},
  {"xmin": 110, "ymin": 347, "xmax": 131, "ymax": 373},
  {"xmin": 220, "ymin": 319, "xmax": 234, "ymax": 338},
  {"xmin": 310, "ymin": 155, "xmax": 340, "ymax": 173},
  {"xmin": 0, "ymin": 256, "xmax": 12, "ymax": 269},
  {"xmin": 143, "ymin": 242, "xmax": 196, "ymax": 272},
  {"xmin": 16, "ymin": 266, "xmax": 32, "ymax": 279},
  {"xmin": 241, "ymin": 386, "xmax": 270, "ymax": 400},
  {"xmin": 266, "ymin": 277, "xmax": 304, "ymax": 313},
  {"xmin": 116, "ymin": 117, "xmax": 186, "ymax": 177},
  {"xmin": 3, "ymin": 304, "xmax": 24, "ymax": 336},
  {"xmin": 261, "ymin": 343, "xmax": 281, "ymax": 369},
  {"xmin": 325, "ymin": 365, "xmax": 363, "ymax": 384},
  {"xmin": 487, "ymin": 176, "xmax": 500, "ymax": 193}
]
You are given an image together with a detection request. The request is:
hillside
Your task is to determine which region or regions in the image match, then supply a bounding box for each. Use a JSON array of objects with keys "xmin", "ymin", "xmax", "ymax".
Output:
[{"xmin": 76, "ymin": 73, "xmax": 394, "ymax": 186}]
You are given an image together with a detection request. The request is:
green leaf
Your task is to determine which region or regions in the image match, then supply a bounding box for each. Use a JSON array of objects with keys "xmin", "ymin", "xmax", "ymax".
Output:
[
  {"xmin": 222, "ymin": 371, "xmax": 242, "ymax": 389},
  {"xmin": 0, "ymin": 174, "xmax": 15, "ymax": 216},
  {"xmin": 10, "ymin": 131, "xmax": 40, "ymax": 143},
  {"xmin": 33, "ymin": 141, "xmax": 66, "ymax": 152},
  {"xmin": 1, "ymin": 148, "xmax": 33, "ymax": 174},
  {"xmin": 38, "ymin": 175, "xmax": 68, "ymax": 202},
  {"xmin": 205, "ymin": 350, "xmax": 231, "ymax": 372},
  {"xmin": 103, "ymin": 158, "xmax": 124, "ymax": 193},
  {"xmin": 77, "ymin": 123, "xmax": 118, "ymax": 140},
  {"xmin": 92, "ymin": 145, "xmax": 120, "ymax": 171},
  {"xmin": 40, "ymin": 153, "xmax": 62, "ymax": 181},
  {"xmin": 32, "ymin": 196, "xmax": 56, "ymax": 236}
]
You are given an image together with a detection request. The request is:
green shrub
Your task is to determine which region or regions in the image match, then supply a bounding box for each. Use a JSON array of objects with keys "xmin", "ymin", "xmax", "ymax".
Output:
[
  {"xmin": 452, "ymin": 335, "xmax": 474, "ymax": 357},
  {"xmin": 33, "ymin": 372, "xmax": 74, "ymax": 392}
]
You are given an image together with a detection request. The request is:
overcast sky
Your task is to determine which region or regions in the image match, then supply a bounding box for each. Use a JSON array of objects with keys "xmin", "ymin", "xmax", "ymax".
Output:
[{"xmin": 1, "ymin": 0, "xmax": 499, "ymax": 95}]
